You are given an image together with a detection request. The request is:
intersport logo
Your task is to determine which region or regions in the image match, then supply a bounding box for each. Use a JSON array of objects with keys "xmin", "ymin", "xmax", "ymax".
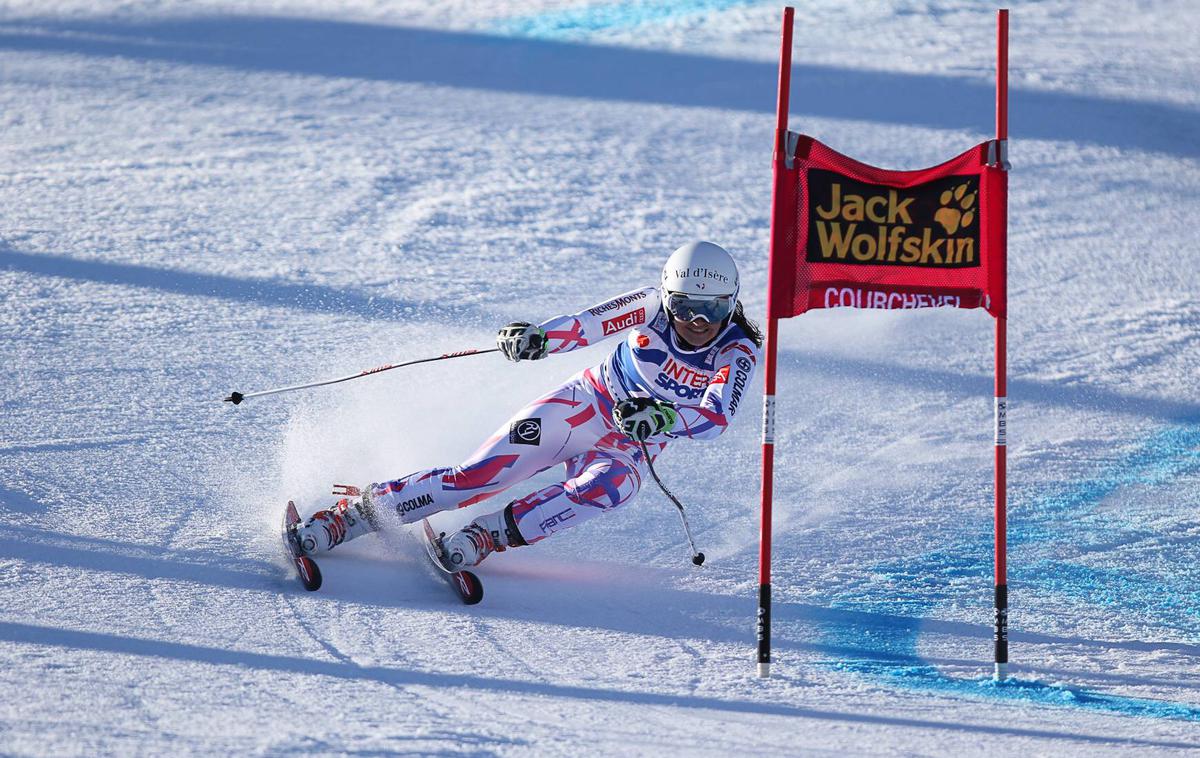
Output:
[{"xmin": 601, "ymin": 308, "xmax": 646, "ymax": 335}]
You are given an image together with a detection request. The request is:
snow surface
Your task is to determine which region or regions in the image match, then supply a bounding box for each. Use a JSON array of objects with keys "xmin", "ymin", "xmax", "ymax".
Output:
[{"xmin": 2, "ymin": 0, "xmax": 1200, "ymax": 754}]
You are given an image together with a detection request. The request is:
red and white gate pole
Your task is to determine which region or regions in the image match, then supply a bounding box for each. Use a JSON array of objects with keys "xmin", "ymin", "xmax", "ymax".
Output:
[
  {"xmin": 993, "ymin": 7, "xmax": 1010, "ymax": 682},
  {"xmin": 758, "ymin": 5, "xmax": 794, "ymax": 679}
]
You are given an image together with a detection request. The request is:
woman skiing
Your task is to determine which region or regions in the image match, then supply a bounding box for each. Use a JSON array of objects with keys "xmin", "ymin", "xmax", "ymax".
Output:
[{"xmin": 294, "ymin": 241, "xmax": 762, "ymax": 568}]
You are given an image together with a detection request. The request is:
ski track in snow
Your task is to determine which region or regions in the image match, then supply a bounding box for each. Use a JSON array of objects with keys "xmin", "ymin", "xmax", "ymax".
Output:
[{"xmin": 3, "ymin": 0, "xmax": 1200, "ymax": 754}]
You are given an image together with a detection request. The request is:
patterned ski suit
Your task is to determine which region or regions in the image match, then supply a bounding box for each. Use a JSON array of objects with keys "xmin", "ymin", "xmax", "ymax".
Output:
[{"xmin": 370, "ymin": 286, "xmax": 761, "ymax": 545}]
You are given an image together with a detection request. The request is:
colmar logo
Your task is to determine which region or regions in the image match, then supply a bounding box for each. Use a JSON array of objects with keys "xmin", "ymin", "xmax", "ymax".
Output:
[
  {"xmin": 636, "ymin": 334, "xmax": 650, "ymax": 348},
  {"xmin": 602, "ymin": 308, "xmax": 646, "ymax": 335},
  {"xmin": 727, "ymin": 357, "xmax": 752, "ymax": 416},
  {"xmin": 396, "ymin": 493, "xmax": 434, "ymax": 515}
]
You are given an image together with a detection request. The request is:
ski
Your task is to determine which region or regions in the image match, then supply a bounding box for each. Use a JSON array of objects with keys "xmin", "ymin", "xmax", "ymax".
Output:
[
  {"xmin": 420, "ymin": 519, "xmax": 483, "ymax": 605},
  {"xmin": 282, "ymin": 500, "xmax": 322, "ymax": 591}
]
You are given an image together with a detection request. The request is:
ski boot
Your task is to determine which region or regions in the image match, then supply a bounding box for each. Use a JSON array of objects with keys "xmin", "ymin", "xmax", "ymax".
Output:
[
  {"xmin": 295, "ymin": 485, "xmax": 381, "ymax": 556},
  {"xmin": 442, "ymin": 505, "xmax": 527, "ymax": 568}
]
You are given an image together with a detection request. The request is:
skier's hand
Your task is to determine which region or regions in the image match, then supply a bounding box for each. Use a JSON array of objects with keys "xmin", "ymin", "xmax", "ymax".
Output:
[
  {"xmin": 613, "ymin": 397, "xmax": 678, "ymax": 442},
  {"xmin": 497, "ymin": 322, "xmax": 548, "ymax": 362}
]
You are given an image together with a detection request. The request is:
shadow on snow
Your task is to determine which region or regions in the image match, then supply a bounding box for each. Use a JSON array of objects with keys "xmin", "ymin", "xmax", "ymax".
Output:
[
  {"xmin": 0, "ymin": 16, "xmax": 1194, "ymax": 158},
  {"xmin": 789, "ymin": 348, "xmax": 1200, "ymax": 423},
  {"xmin": 2, "ymin": 618, "xmax": 1197, "ymax": 748},
  {"xmin": 6, "ymin": 523, "xmax": 1200, "ymax": 726},
  {"xmin": 0, "ymin": 246, "xmax": 496, "ymax": 328}
]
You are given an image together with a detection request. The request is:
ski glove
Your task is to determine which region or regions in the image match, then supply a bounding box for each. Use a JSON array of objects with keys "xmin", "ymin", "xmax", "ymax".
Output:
[
  {"xmin": 497, "ymin": 322, "xmax": 548, "ymax": 362},
  {"xmin": 613, "ymin": 397, "xmax": 678, "ymax": 442}
]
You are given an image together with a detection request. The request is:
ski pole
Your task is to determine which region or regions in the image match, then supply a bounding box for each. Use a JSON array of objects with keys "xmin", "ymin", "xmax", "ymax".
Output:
[
  {"xmin": 639, "ymin": 440, "xmax": 706, "ymax": 566},
  {"xmin": 224, "ymin": 348, "xmax": 500, "ymax": 405}
]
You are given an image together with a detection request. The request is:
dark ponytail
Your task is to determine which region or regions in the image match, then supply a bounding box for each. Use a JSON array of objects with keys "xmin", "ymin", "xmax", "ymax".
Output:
[{"xmin": 730, "ymin": 301, "xmax": 763, "ymax": 347}]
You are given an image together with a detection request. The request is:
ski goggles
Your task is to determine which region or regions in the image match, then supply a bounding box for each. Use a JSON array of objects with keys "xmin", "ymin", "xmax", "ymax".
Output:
[{"xmin": 664, "ymin": 292, "xmax": 735, "ymax": 323}]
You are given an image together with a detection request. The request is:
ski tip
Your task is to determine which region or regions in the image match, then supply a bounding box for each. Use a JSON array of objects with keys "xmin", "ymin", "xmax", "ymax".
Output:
[{"xmin": 283, "ymin": 501, "xmax": 321, "ymax": 591}]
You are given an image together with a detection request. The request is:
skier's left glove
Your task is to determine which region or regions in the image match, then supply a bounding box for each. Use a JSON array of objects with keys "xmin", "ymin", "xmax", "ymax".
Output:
[
  {"xmin": 613, "ymin": 397, "xmax": 678, "ymax": 442},
  {"xmin": 497, "ymin": 322, "xmax": 548, "ymax": 362}
]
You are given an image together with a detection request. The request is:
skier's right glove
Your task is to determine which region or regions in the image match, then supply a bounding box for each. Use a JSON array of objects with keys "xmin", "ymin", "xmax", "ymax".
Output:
[
  {"xmin": 497, "ymin": 322, "xmax": 548, "ymax": 362},
  {"xmin": 613, "ymin": 397, "xmax": 678, "ymax": 442}
]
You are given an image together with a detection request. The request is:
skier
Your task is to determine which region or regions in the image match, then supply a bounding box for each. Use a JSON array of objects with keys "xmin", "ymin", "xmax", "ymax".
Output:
[{"xmin": 294, "ymin": 241, "xmax": 763, "ymax": 568}]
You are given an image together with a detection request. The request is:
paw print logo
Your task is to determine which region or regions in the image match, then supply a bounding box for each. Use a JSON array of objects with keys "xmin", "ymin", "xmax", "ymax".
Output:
[{"xmin": 934, "ymin": 183, "xmax": 977, "ymax": 234}]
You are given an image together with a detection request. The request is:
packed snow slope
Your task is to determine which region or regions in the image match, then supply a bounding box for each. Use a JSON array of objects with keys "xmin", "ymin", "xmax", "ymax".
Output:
[{"xmin": 2, "ymin": 0, "xmax": 1200, "ymax": 754}]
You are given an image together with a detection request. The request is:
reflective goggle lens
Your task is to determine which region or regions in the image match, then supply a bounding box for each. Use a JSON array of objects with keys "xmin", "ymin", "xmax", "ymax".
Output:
[{"xmin": 666, "ymin": 293, "xmax": 734, "ymax": 323}]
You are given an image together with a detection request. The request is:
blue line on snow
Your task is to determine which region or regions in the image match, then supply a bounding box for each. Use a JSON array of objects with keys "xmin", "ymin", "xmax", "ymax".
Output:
[
  {"xmin": 815, "ymin": 423, "xmax": 1200, "ymax": 721},
  {"xmin": 493, "ymin": 0, "xmax": 762, "ymax": 41}
]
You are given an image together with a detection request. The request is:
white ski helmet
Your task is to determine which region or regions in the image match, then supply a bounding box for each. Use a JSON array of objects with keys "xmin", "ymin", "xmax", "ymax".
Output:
[{"xmin": 660, "ymin": 241, "xmax": 740, "ymax": 322}]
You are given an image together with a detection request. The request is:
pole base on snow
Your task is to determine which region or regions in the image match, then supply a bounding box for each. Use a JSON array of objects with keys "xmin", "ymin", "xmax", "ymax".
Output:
[
  {"xmin": 756, "ymin": 582, "xmax": 771, "ymax": 678},
  {"xmin": 993, "ymin": 582, "xmax": 1009, "ymax": 680},
  {"xmin": 225, "ymin": 392, "xmax": 244, "ymax": 405}
]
